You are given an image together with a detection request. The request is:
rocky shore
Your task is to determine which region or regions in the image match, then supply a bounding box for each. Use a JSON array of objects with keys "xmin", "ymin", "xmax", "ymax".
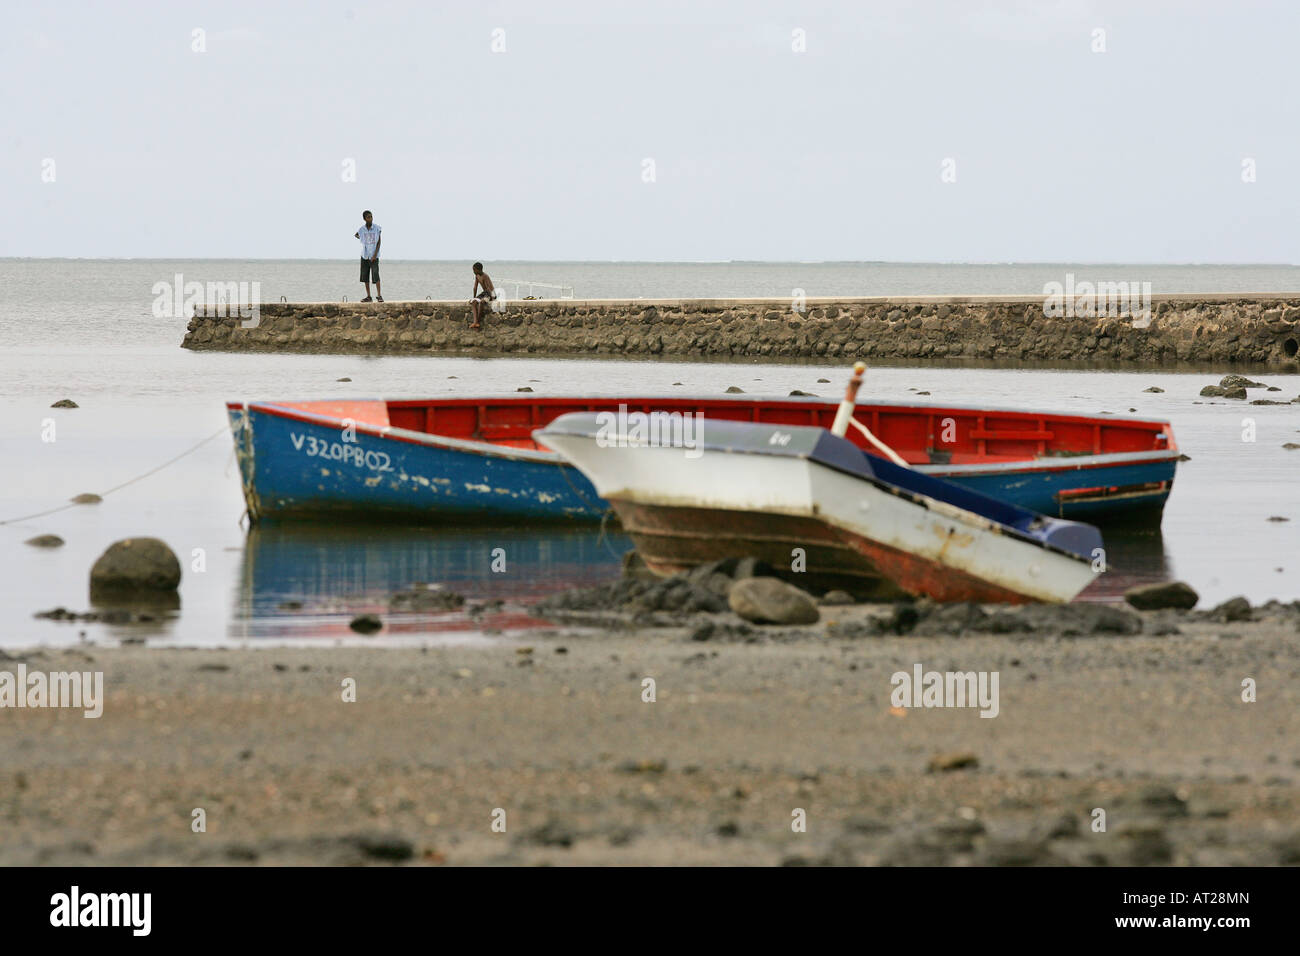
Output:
[
  {"xmin": 4, "ymin": 580, "xmax": 1298, "ymax": 865},
  {"xmin": 181, "ymin": 294, "xmax": 1300, "ymax": 367}
]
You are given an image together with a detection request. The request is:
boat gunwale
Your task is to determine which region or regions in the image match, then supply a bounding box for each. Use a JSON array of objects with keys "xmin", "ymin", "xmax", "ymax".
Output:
[
  {"xmin": 376, "ymin": 391, "xmax": 1178, "ymax": 430},
  {"xmin": 920, "ymin": 448, "xmax": 1182, "ymax": 475},
  {"xmin": 226, "ymin": 393, "xmax": 1178, "ymax": 470},
  {"xmin": 229, "ymin": 400, "xmax": 566, "ymax": 465}
]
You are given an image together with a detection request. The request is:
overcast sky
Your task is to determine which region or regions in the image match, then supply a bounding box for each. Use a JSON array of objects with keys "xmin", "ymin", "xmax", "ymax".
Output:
[{"xmin": 4, "ymin": 0, "xmax": 1297, "ymax": 262}]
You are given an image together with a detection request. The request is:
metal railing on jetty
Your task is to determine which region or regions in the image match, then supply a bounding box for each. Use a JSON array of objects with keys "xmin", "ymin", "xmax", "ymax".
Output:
[{"xmin": 495, "ymin": 278, "xmax": 575, "ymax": 300}]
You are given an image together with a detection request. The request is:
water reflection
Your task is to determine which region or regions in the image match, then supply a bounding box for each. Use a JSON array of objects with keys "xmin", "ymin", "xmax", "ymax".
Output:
[
  {"xmin": 231, "ymin": 516, "xmax": 1169, "ymax": 641},
  {"xmin": 1078, "ymin": 527, "xmax": 1173, "ymax": 602},
  {"xmin": 232, "ymin": 521, "xmax": 631, "ymax": 642}
]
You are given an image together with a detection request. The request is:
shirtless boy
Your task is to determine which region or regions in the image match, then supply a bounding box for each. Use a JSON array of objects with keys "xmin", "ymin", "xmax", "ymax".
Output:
[{"xmin": 469, "ymin": 262, "xmax": 495, "ymax": 329}]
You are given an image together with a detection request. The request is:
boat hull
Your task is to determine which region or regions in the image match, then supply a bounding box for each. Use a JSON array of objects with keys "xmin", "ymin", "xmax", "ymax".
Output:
[
  {"xmin": 228, "ymin": 404, "xmax": 605, "ymax": 522},
  {"xmin": 613, "ymin": 500, "xmax": 1039, "ymax": 602},
  {"xmin": 929, "ymin": 459, "xmax": 1174, "ymax": 521},
  {"xmin": 537, "ymin": 423, "xmax": 1102, "ymax": 603}
]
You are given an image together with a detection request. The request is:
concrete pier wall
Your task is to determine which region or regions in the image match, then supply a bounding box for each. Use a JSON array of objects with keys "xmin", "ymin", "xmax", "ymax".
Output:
[{"xmin": 182, "ymin": 294, "xmax": 1300, "ymax": 367}]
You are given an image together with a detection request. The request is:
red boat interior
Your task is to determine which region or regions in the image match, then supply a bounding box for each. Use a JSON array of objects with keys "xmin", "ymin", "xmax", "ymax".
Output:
[{"xmin": 260, "ymin": 396, "xmax": 1175, "ymax": 466}]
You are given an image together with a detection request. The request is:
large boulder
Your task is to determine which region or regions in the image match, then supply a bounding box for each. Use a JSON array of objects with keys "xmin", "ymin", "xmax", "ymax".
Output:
[
  {"xmin": 1199, "ymin": 385, "xmax": 1246, "ymax": 399},
  {"xmin": 1220, "ymin": 374, "xmax": 1265, "ymax": 389},
  {"xmin": 728, "ymin": 577, "xmax": 820, "ymax": 625},
  {"xmin": 1124, "ymin": 580, "xmax": 1199, "ymax": 611},
  {"xmin": 89, "ymin": 538, "xmax": 181, "ymax": 595}
]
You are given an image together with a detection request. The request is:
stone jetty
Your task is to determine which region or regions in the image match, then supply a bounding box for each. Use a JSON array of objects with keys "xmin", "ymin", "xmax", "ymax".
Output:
[{"xmin": 182, "ymin": 293, "xmax": 1300, "ymax": 367}]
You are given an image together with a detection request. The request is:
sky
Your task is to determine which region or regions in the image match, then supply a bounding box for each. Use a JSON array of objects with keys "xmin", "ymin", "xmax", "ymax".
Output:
[{"xmin": 3, "ymin": 0, "xmax": 1298, "ymax": 262}]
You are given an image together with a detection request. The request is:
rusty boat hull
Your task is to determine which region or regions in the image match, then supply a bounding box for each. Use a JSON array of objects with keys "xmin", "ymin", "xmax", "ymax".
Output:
[{"xmin": 536, "ymin": 413, "xmax": 1105, "ymax": 603}]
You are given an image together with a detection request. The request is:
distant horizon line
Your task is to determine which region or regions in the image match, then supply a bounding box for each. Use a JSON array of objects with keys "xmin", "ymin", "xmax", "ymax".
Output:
[{"xmin": 2, "ymin": 257, "xmax": 1298, "ymax": 267}]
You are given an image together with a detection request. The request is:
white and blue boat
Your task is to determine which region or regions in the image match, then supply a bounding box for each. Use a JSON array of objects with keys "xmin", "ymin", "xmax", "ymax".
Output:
[{"xmin": 536, "ymin": 411, "xmax": 1106, "ymax": 603}]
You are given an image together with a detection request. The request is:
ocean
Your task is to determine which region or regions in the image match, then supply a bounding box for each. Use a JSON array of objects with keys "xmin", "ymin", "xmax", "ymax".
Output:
[{"xmin": 1, "ymin": 259, "xmax": 1297, "ymax": 648}]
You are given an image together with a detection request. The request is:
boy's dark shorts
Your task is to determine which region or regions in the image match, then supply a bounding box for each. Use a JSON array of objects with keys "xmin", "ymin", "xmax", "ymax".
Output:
[{"xmin": 360, "ymin": 257, "xmax": 380, "ymax": 282}]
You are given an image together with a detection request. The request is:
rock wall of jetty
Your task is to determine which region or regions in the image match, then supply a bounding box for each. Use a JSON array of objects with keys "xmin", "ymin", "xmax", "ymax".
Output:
[{"xmin": 181, "ymin": 295, "xmax": 1300, "ymax": 367}]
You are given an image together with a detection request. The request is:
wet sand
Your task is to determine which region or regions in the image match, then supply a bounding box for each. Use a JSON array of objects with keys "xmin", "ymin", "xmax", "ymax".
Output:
[{"xmin": 3, "ymin": 602, "xmax": 1298, "ymax": 866}]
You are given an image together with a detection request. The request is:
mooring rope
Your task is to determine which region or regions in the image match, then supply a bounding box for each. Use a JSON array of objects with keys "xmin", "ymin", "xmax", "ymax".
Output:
[
  {"xmin": 0, "ymin": 424, "xmax": 230, "ymax": 526},
  {"xmin": 595, "ymin": 506, "xmax": 624, "ymax": 559},
  {"xmin": 556, "ymin": 460, "xmax": 605, "ymax": 517},
  {"xmin": 553, "ymin": 459, "xmax": 623, "ymax": 558}
]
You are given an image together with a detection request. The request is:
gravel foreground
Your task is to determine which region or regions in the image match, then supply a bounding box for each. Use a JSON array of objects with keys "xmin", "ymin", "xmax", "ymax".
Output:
[{"xmin": 2, "ymin": 603, "xmax": 1299, "ymax": 866}]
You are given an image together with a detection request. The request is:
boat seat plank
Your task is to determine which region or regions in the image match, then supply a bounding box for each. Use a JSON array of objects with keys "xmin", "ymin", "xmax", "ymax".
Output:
[{"xmin": 970, "ymin": 428, "xmax": 1055, "ymax": 441}]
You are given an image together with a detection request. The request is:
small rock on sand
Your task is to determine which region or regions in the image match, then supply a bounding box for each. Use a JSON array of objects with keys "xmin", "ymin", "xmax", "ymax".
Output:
[
  {"xmin": 977, "ymin": 838, "xmax": 1050, "ymax": 866},
  {"xmin": 349, "ymin": 614, "xmax": 383, "ymax": 634},
  {"xmin": 725, "ymin": 386, "xmax": 744, "ymax": 394},
  {"xmin": 518, "ymin": 819, "xmax": 576, "ymax": 848},
  {"xmin": 728, "ymin": 577, "xmax": 819, "ymax": 625},
  {"xmin": 1116, "ymin": 821, "xmax": 1174, "ymax": 865},
  {"xmin": 928, "ymin": 752, "xmax": 979, "ymax": 773},
  {"xmin": 70, "ymin": 493, "xmax": 102, "ymax": 505},
  {"xmin": 1124, "ymin": 580, "xmax": 1199, "ymax": 611},
  {"xmin": 516, "ymin": 386, "xmax": 533, "ymax": 392},
  {"xmin": 1143, "ymin": 386, "xmax": 1164, "ymax": 393},
  {"xmin": 1044, "ymin": 812, "xmax": 1080, "ymax": 839},
  {"xmin": 1210, "ymin": 596, "xmax": 1252, "ymax": 623},
  {"xmin": 1275, "ymin": 832, "xmax": 1300, "ymax": 864},
  {"xmin": 336, "ymin": 377, "xmax": 352, "ymax": 382},
  {"xmin": 789, "ymin": 390, "xmax": 816, "ymax": 397},
  {"xmin": 50, "ymin": 399, "xmax": 78, "ymax": 408},
  {"xmin": 1283, "ymin": 443, "xmax": 1300, "ymax": 450},
  {"xmin": 25, "ymin": 535, "xmax": 65, "ymax": 548},
  {"xmin": 820, "ymin": 590, "xmax": 855, "ymax": 606},
  {"xmin": 617, "ymin": 758, "xmax": 667, "ymax": 774},
  {"xmin": 1135, "ymin": 784, "xmax": 1189, "ymax": 819},
  {"xmin": 90, "ymin": 538, "xmax": 181, "ymax": 594},
  {"xmin": 349, "ymin": 833, "xmax": 415, "ymax": 861},
  {"xmin": 817, "ymin": 378, "xmax": 831, "ymax": 383},
  {"xmin": 621, "ymin": 549, "xmax": 656, "ymax": 580}
]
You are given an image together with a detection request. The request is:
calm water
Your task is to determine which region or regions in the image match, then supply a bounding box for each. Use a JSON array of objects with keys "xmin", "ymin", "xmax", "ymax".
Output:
[{"xmin": 1, "ymin": 260, "xmax": 1297, "ymax": 647}]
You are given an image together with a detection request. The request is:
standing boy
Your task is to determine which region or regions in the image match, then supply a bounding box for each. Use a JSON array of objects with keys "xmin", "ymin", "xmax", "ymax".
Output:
[{"xmin": 355, "ymin": 211, "xmax": 383, "ymax": 302}]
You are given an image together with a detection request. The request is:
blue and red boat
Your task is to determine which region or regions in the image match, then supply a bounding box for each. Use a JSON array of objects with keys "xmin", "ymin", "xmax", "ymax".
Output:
[{"xmin": 225, "ymin": 395, "xmax": 1180, "ymax": 525}]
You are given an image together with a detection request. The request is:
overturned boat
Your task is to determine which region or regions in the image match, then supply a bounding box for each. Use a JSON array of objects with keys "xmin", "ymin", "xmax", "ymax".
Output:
[{"xmin": 536, "ymin": 400, "xmax": 1106, "ymax": 604}]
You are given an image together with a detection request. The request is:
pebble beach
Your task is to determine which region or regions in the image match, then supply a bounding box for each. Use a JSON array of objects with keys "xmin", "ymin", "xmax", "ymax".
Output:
[{"xmin": 4, "ymin": 594, "xmax": 1298, "ymax": 866}]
